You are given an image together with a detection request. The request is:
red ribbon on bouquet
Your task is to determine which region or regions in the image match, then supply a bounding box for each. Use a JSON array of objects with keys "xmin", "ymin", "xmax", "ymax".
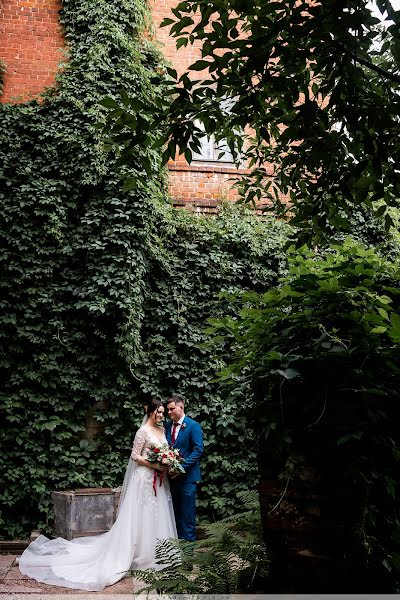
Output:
[{"xmin": 152, "ymin": 470, "xmax": 164, "ymax": 496}]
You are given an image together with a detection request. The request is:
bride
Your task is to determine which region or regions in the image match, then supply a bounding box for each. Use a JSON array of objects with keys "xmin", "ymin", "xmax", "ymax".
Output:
[{"xmin": 18, "ymin": 399, "xmax": 177, "ymax": 591}]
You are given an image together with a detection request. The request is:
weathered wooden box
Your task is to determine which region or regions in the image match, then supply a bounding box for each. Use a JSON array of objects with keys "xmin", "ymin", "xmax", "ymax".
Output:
[{"xmin": 52, "ymin": 487, "xmax": 121, "ymax": 540}]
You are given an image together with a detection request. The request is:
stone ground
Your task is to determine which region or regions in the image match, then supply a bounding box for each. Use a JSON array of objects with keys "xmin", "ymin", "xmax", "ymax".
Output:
[{"xmin": 0, "ymin": 554, "xmax": 147, "ymax": 598}]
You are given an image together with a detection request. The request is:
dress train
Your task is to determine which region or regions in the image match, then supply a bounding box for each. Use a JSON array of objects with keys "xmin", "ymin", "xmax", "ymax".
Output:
[{"xmin": 18, "ymin": 426, "xmax": 177, "ymax": 591}]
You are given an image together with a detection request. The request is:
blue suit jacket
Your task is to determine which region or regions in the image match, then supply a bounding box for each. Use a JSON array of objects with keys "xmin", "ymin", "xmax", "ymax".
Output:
[{"xmin": 165, "ymin": 416, "xmax": 204, "ymax": 483}]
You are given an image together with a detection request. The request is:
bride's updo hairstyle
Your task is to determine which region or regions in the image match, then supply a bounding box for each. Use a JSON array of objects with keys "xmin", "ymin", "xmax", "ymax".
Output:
[{"xmin": 146, "ymin": 398, "xmax": 163, "ymax": 416}]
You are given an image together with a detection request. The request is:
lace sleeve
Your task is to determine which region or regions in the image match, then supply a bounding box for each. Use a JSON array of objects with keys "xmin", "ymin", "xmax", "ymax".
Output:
[{"xmin": 131, "ymin": 427, "xmax": 147, "ymax": 457}]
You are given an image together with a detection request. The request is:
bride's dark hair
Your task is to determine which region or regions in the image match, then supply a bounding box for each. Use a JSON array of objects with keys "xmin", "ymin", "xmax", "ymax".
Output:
[{"xmin": 146, "ymin": 398, "xmax": 163, "ymax": 416}]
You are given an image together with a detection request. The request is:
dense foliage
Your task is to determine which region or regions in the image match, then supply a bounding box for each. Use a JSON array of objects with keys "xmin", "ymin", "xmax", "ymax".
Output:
[
  {"xmin": 209, "ymin": 240, "xmax": 400, "ymax": 589},
  {"xmin": 99, "ymin": 0, "xmax": 400, "ymax": 589},
  {"xmin": 0, "ymin": 0, "xmax": 164, "ymax": 538},
  {"xmin": 106, "ymin": 0, "xmax": 400, "ymax": 245},
  {"xmin": 0, "ymin": 0, "xmax": 290, "ymax": 538}
]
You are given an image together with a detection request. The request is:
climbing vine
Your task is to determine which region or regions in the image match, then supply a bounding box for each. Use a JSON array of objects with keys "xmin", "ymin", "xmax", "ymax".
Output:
[
  {"xmin": 0, "ymin": 60, "xmax": 5, "ymax": 96},
  {"xmin": 0, "ymin": 0, "xmax": 290, "ymax": 538}
]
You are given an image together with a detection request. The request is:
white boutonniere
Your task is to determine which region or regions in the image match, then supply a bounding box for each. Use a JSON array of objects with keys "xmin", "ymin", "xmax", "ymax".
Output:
[{"xmin": 181, "ymin": 422, "xmax": 187, "ymax": 429}]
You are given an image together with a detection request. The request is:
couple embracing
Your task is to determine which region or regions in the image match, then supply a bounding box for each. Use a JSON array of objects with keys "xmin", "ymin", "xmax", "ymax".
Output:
[
  {"xmin": 134, "ymin": 395, "xmax": 204, "ymax": 543},
  {"xmin": 19, "ymin": 395, "xmax": 204, "ymax": 592}
]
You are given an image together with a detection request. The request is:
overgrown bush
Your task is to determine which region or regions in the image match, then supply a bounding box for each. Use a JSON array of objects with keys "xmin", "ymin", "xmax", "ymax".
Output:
[{"xmin": 209, "ymin": 239, "xmax": 400, "ymax": 590}]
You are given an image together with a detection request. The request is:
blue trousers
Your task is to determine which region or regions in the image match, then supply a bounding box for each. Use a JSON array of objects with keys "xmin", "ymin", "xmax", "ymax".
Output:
[{"xmin": 170, "ymin": 479, "xmax": 197, "ymax": 541}]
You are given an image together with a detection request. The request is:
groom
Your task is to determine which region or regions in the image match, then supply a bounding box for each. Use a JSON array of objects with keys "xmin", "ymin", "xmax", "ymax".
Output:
[{"xmin": 166, "ymin": 395, "xmax": 204, "ymax": 541}]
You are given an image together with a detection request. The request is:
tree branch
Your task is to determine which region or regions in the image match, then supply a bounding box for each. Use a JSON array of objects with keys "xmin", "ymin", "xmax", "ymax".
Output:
[{"xmin": 348, "ymin": 50, "xmax": 400, "ymax": 85}]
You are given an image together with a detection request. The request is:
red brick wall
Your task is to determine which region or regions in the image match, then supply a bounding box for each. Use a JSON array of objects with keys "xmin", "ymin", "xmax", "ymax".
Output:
[
  {"xmin": 149, "ymin": 0, "xmax": 204, "ymax": 77},
  {"xmin": 0, "ymin": 0, "xmax": 64, "ymax": 104},
  {"xmin": 168, "ymin": 161, "xmax": 242, "ymax": 210}
]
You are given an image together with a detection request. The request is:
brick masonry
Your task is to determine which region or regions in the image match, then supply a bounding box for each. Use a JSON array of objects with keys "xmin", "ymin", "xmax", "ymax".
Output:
[
  {"xmin": 0, "ymin": 0, "xmax": 64, "ymax": 104},
  {"xmin": 168, "ymin": 161, "xmax": 244, "ymax": 207}
]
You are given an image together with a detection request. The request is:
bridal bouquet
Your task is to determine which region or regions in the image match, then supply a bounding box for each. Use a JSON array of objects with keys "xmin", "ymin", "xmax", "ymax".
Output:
[{"xmin": 147, "ymin": 443, "xmax": 185, "ymax": 474}]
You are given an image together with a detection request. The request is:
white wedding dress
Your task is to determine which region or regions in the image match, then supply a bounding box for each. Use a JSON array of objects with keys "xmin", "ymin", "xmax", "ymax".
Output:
[{"xmin": 18, "ymin": 426, "xmax": 177, "ymax": 591}]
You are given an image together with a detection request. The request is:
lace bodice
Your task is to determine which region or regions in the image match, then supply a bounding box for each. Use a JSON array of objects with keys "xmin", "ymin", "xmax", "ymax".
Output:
[
  {"xmin": 132, "ymin": 426, "xmax": 166, "ymax": 457},
  {"xmin": 130, "ymin": 426, "xmax": 172, "ymax": 510}
]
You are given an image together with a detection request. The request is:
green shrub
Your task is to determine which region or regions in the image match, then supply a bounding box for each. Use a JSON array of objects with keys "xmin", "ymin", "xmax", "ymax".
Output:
[{"xmin": 209, "ymin": 239, "xmax": 400, "ymax": 587}]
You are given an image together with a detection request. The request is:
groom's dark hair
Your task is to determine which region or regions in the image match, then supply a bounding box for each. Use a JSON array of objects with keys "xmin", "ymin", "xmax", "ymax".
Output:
[{"xmin": 167, "ymin": 394, "xmax": 185, "ymax": 407}]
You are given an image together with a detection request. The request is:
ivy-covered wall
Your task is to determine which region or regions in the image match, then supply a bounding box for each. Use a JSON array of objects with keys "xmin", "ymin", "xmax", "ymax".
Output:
[{"xmin": 0, "ymin": 0, "xmax": 289, "ymax": 538}]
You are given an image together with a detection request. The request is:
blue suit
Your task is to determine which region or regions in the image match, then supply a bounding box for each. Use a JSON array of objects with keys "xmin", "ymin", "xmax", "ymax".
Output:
[{"xmin": 165, "ymin": 415, "xmax": 204, "ymax": 541}]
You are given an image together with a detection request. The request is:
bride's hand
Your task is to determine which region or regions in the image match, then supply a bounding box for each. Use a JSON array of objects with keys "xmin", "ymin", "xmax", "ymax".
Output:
[
  {"xmin": 155, "ymin": 463, "xmax": 167, "ymax": 471},
  {"xmin": 132, "ymin": 454, "xmax": 166, "ymax": 470},
  {"xmin": 132, "ymin": 453, "xmax": 145, "ymax": 466}
]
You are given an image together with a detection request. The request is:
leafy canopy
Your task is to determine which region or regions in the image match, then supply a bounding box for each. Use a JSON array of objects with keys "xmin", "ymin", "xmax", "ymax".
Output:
[{"xmin": 104, "ymin": 0, "xmax": 400, "ymax": 244}]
